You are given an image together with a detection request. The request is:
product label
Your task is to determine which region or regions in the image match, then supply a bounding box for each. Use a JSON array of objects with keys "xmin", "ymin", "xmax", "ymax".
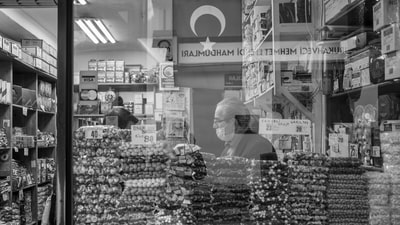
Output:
[
  {"xmin": 131, "ymin": 124, "xmax": 157, "ymax": 145},
  {"xmin": 372, "ymin": 146, "xmax": 381, "ymax": 157},
  {"xmin": 85, "ymin": 127, "xmax": 104, "ymax": 139}
]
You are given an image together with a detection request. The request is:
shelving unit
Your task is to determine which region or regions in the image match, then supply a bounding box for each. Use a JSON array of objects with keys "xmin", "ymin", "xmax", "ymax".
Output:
[
  {"xmin": 73, "ymin": 82, "xmax": 158, "ymax": 92},
  {"xmin": 0, "ymin": 47, "xmax": 56, "ymax": 225}
]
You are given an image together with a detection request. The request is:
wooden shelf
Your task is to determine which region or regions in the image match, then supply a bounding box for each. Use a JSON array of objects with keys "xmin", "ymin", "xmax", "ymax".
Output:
[
  {"xmin": 325, "ymin": 0, "xmax": 373, "ymax": 27},
  {"xmin": 329, "ymin": 80, "xmax": 400, "ymax": 98},
  {"xmin": 73, "ymin": 82, "xmax": 158, "ymax": 92},
  {"xmin": 12, "ymin": 104, "xmax": 36, "ymax": 111},
  {"xmin": 38, "ymin": 110, "xmax": 56, "ymax": 115},
  {"xmin": 38, "ymin": 145, "xmax": 56, "ymax": 149},
  {"xmin": 38, "ymin": 180, "xmax": 51, "ymax": 186},
  {"xmin": 74, "ymin": 114, "xmax": 104, "ymax": 118},
  {"xmin": 0, "ymin": 49, "xmax": 56, "ymax": 82},
  {"xmin": 13, "ymin": 183, "xmax": 36, "ymax": 192}
]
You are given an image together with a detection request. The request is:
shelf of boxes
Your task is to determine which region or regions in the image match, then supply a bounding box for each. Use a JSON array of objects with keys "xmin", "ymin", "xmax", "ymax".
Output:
[{"xmin": 0, "ymin": 36, "xmax": 57, "ymax": 225}]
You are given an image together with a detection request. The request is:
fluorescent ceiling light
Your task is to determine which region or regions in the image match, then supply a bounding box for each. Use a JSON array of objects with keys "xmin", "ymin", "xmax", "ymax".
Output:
[
  {"xmin": 75, "ymin": 19, "xmax": 99, "ymax": 44},
  {"xmin": 84, "ymin": 19, "xmax": 107, "ymax": 44},
  {"xmin": 94, "ymin": 19, "xmax": 116, "ymax": 44},
  {"xmin": 74, "ymin": 0, "xmax": 87, "ymax": 5}
]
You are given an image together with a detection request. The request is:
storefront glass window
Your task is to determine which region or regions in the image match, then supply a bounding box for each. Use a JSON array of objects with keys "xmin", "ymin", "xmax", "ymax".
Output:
[{"xmin": 71, "ymin": 0, "xmax": 399, "ymax": 224}]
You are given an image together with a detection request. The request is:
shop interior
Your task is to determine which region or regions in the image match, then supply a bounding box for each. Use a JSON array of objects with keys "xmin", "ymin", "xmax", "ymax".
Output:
[{"xmin": 1, "ymin": 0, "xmax": 400, "ymax": 224}]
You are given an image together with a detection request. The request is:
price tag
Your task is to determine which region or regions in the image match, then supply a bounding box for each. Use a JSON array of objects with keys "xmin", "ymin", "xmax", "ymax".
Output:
[
  {"xmin": 22, "ymin": 107, "xmax": 28, "ymax": 116},
  {"xmin": 372, "ymin": 146, "xmax": 381, "ymax": 157},
  {"xmin": 259, "ymin": 119, "xmax": 311, "ymax": 135},
  {"xmin": 131, "ymin": 124, "xmax": 157, "ymax": 145},
  {"xmin": 13, "ymin": 147, "xmax": 18, "ymax": 153},
  {"xmin": 85, "ymin": 128, "xmax": 103, "ymax": 139},
  {"xmin": 2, "ymin": 193, "xmax": 8, "ymax": 201},
  {"xmin": 24, "ymin": 148, "xmax": 28, "ymax": 156}
]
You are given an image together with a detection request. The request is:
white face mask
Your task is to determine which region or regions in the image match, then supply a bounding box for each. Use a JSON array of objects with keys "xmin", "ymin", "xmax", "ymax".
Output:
[{"xmin": 216, "ymin": 120, "xmax": 235, "ymax": 142}]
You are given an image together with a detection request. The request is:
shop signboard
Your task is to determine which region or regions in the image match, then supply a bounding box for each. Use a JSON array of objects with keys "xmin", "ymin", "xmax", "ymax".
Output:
[
  {"xmin": 259, "ymin": 118, "xmax": 311, "ymax": 136},
  {"xmin": 178, "ymin": 41, "xmax": 346, "ymax": 64},
  {"xmin": 224, "ymin": 73, "xmax": 242, "ymax": 90},
  {"xmin": 131, "ymin": 124, "xmax": 157, "ymax": 145}
]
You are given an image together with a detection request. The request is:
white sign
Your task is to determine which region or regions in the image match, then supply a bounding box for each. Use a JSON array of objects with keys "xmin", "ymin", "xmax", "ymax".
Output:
[
  {"xmin": 259, "ymin": 119, "xmax": 311, "ymax": 135},
  {"xmin": 178, "ymin": 41, "xmax": 346, "ymax": 64},
  {"xmin": 131, "ymin": 124, "xmax": 157, "ymax": 145},
  {"xmin": 85, "ymin": 127, "xmax": 104, "ymax": 139}
]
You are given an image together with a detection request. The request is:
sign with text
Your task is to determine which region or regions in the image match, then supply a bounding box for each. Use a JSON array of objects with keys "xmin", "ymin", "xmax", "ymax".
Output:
[
  {"xmin": 85, "ymin": 127, "xmax": 104, "ymax": 139},
  {"xmin": 131, "ymin": 124, "xmax": 157, "ymax": 145},
  {"xmin": 224, "ymin": 73, "xmax": 242, "ymax": 90},
  {"xmin": 259, "ymin": 119, "xmax": 311, "ymax": 135},
  {"xmin": 178, "ymin": 41, "xmax": 346, "ymax": 64},
  {"xmin": 159, "ymin": 62, "xmax": 179, "ymax": 91}
]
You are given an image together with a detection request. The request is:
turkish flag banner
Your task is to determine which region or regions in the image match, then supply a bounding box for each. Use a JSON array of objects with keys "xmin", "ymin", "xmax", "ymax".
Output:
[{"xmin": 173, "ymin": 0, "xmax": 241, "ymax": 41}]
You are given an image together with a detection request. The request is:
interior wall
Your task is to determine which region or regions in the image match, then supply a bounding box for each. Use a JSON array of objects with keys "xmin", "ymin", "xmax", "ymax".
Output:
[{"xmin": 192, "ymin": 88, "xmax": 225, "ymax": 156}]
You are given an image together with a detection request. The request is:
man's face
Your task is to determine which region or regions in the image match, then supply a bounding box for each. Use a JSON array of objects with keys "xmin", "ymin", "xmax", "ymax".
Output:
[{"xmin": 213, "ymin": 106, "xmax": 226, "ymax": 129}]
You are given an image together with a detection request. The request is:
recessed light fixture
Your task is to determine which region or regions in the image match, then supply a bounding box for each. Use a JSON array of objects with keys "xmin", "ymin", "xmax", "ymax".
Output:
[
  {"xmin": 74, "ymin": 0, "xmax": 87, "ymax": 5},
  {"xmin": 75, "ymin": 18, "xmax": 116, "ymax": 44}
]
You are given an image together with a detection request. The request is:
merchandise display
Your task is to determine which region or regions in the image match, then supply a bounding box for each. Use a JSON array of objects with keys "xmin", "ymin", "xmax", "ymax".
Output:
[
  {"xmin": 248, "ymin": 160, "xmax": 290, "ymax": 224},
  {"xmin": 22, "ymin": 191, "xmax": 33, "ymax": 224},
  {"xmin": 327, "ymin": 158, "xmax": 369, "ymax": 225},
  {"xmin": 37, "ymin": 184, "xmax": 52, "ymax": 219},
  {"xmin": 37, "ymin": 130, "xmax": 56, "ymax": 147},
  {"xmin": 0, "ymin": 202, "xmax": 19, "ymax": 225},
  {"xmin": 0, "ymin": 129, "xmax": 8, "ymax": 148},
  {"xmin": 73, "ymin": 126, "xmax": 122, "ymax": 225},
  {"xmin": 284, "ymin": 152, "xmax": 329, "ymax": 225},
  {"xmin": 11, "ymin": 160, "xmax": 34, "ymax": 190}
]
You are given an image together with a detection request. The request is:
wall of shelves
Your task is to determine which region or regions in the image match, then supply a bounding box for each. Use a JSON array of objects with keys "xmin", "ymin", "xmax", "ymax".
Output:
[{"xmin": 0, "ymin": 48, "xmax": 56, "ymax": 224}]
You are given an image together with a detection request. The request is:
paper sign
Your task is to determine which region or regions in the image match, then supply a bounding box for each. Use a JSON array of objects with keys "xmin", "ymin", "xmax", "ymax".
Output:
[
  {"xmin": 24, "ymin": 148, "xmax": 28, "ymax": 156},
  {"xmin": 259, "ymin": 119, "xmax": 311, "ymax": 135},
  {"xmin": 372, "ymin": 146, "xmax": 381, "ymax": 157},
  {"xmin": 3, "ymin": 119, "xmax": 10, "ymax": 128},
  {"xmin": 85, "ymin": 127, "xmax": 104, "ymax": 139},
  {"xmin": 22, "ymin": 107, "xmax": 27, "ymax": 116},
  {"xmin": 14, "ymin": 147, "xmax": 18, "ymax": 153},
  {"xmin": 131, "ymin": 124, "xmax": 157, "ymax": 145},
  {"xmin": 163, "ymin": 92, "xmax": 186, "ymax": 111},
  {"xmin": 159, "ymin": 62, "xmax": 179, "ymax": 91}
]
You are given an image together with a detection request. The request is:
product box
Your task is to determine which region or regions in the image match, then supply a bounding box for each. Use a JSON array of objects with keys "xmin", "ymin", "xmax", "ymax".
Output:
[
  {"xmin": 37, "ymin": 159, "xmax": 42, "ymax": 183},
  {"xmin": 40, "ymin": 159, "xmax": 47, "ymax": 182},
  {"xmin": 385, "ymin": 51, "xmax": 400, "ymax": 80},
  {"xmin": 124, "ymin": 72, "xmax": 130, "ymax": 83},
  {"xmin": 106, "ymin": 60, "xmax": 115, "ymax": 71},
  {"xmin": 21, "ymin": 39, "xmax": 49, "ymax": 52},
  {"xmin": 49, "ymin": 66, "xmax": 57, "ymax": 77},
  {"xmin": 345, "ymin": 47, "xmax": 381, "ymax": 88},
  {"xmin": 106, "ymin": 71, "xmax": 115, "ymax": 83},
  {"xmin": 134, "ymin": 104, "xmax": 143, "ymax": 114},
  {"xmin": 11, "ymin": 42, "xmax": 21, "ymax": 58},
  {"xmin": 324, "ymin": 0, "xmax": 350, "ymax": 22},
  {"xmin": 22, "ymin": 46, "xmax": 42, "ymax": 58},
  {"xmin": 373, "ymin": 0, "xmax": 400, "ymax": 31},
  {"xmin": 98, "ymin": 71, "xmax": 106, "ymax": 83},
  {"xmin": 0, "ymin": 35, "xmax": 3, "ymax": 49},
  {"xmin": 12, "ymin": 85, "xmax": 22, "ymax": 105},
  {"xmin": 382, "ymin": 23, "xmax": 400, "ymax": 54},
  {"xmin": 340, "ymin": 32, "xmax": 367, "ymax": 51},
  {"xmin": 47, "ymin": 56, "xmax": 57, "ymax": 67},
  {"xmin": 21, "ymin": 88, "xmax": 37, "ymax": 108},
  {"xmin": 2, "ymin": 38, "xmax": 11, "ymax": 53},
  {"xmin": 21, "ymin": 51, "xmax": 34, "ymax": 66},
  {"xmin": 115, "ymin": 71, "xmax": 124, "ymax": 83},
  {"xmin": 144, "ymin": 104, "xmax": 154, "ymax": 115},
  {"xmin": 115, "ymin": 60, "xmax": 124, "ymax": 71},
  {"xmin": 97, "ymin": 60, "xmax": 106, "ymax": 71},
  {"xmin": 77, "ymin": 101, "xmax": 99, "ymax": 114},
  {"xmin": 34, "ymin": 58, "xmax": 43, "ymax": 70},
  {"xmin": 88, "ymin": 59, "xmax": 97, "ymax": 71},
  {"xmin": 330, "ymin": 133, "xmax": 350, "ymax": 158},
  {"xmin": 49, "ymin": 45, "xmax": 57, "ymax": 58},
  {"xmin": 41, "ymin": 61, "xmax": 50, "ymax": 74}
]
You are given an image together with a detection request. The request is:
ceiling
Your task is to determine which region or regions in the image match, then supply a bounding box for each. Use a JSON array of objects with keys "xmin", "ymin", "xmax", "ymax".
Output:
[{"xmin": 0, "ymin": 0, "xmax": 172, "ymax": 53}]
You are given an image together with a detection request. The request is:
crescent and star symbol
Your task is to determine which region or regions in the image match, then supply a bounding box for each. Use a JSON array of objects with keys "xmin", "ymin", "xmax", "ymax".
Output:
[{"xmin": 190, "ymin": 5, "xmax": 226, "ymax": 51}]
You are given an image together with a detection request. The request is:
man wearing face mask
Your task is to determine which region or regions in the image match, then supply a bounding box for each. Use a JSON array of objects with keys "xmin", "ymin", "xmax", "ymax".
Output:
[{"xmin": 213, "ymin": 97, "xmax": 276, "ymax": 160}]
